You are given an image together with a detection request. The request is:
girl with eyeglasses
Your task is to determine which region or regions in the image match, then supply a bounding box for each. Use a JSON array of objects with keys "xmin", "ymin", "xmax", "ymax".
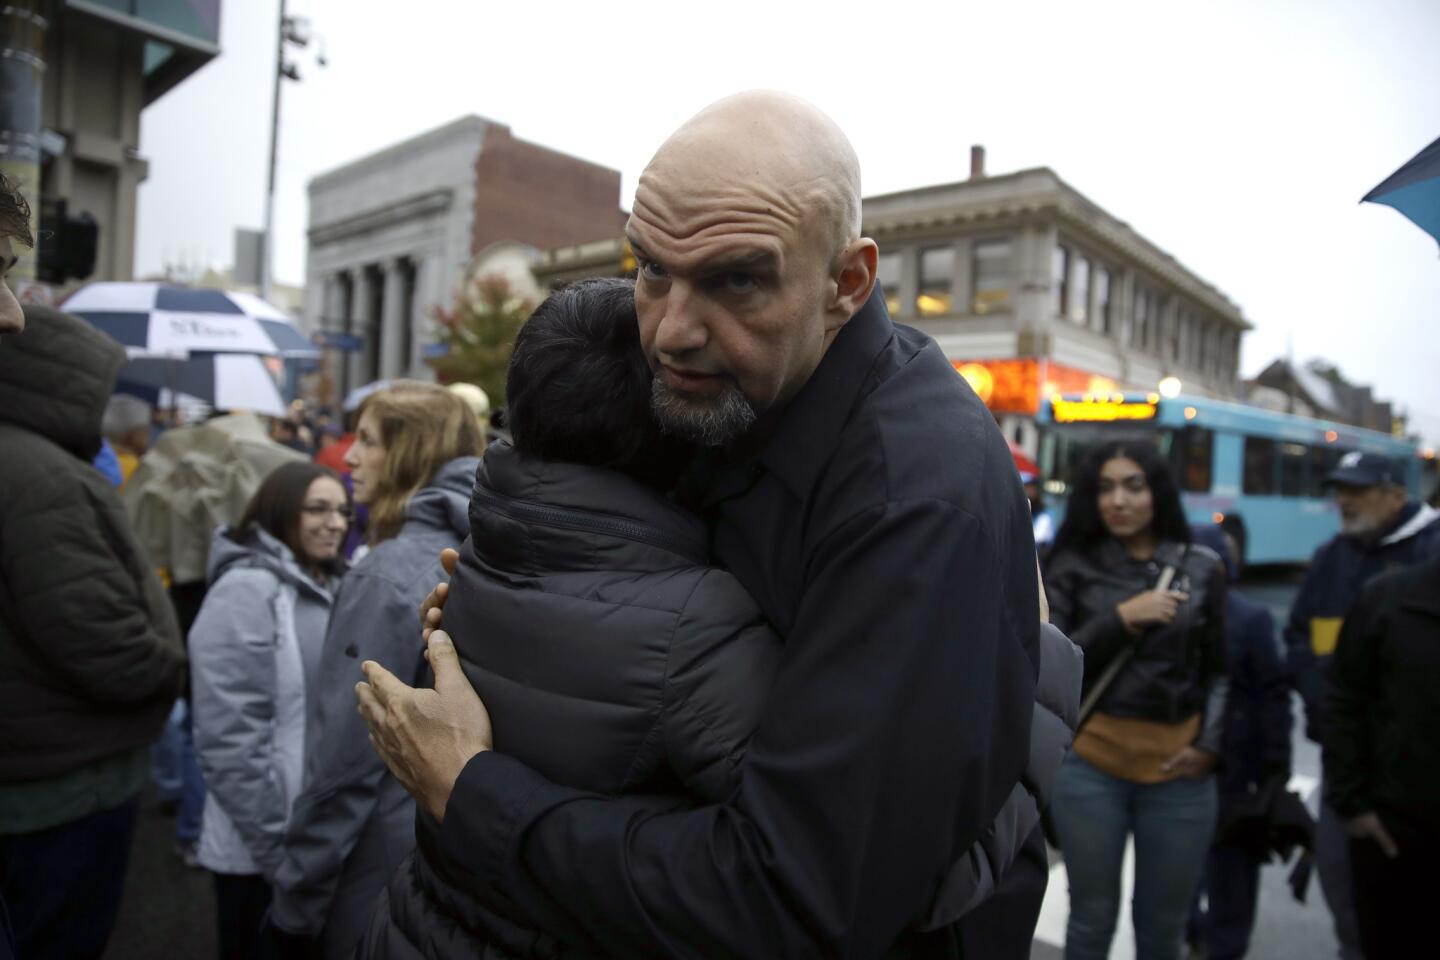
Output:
[
  {"xmin": 187, "ymin": 461, "xmax": 351, "ymax": 960},
  {"xmin": 265, "ymin": 381, "xmax": 484, "ymax": 959}
]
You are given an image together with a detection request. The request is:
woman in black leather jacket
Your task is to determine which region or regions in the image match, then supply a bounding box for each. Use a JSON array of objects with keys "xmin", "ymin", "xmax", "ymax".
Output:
[{"xmin": 1043, "ymin": 440, "xmax": 1228, "ymax": 960}]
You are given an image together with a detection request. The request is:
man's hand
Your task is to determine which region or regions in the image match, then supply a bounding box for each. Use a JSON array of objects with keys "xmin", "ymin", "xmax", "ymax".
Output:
[
  {"xmin": 1345, "ymin": 811, "xmax": 1399, "ymax": 858},
  {"xmin": 419, "ymin": 548, "xmax": 459, "ymax": 640},
  {"xmin": 356, "ymin": 629, "xmax": 491, "ymax": 822},
  {"xmin": 1159, "ymin": 745, "xmax": 1217, "ymax": 779}
]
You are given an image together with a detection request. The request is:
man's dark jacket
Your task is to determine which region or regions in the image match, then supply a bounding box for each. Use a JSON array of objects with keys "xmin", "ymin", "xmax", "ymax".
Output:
[
  {"xmin": 1285, "ymin": 501, "xmax": 1439, "ymax": 743},
  {"xmin": 0, "ymin": 305, "xmax": 186, "ymax": 783},
  {"xmin": 1323, "ymin": 557, "xmax": 1440, "ymax": 848},
  {"xmin": 1190, "ymin": 526, "xmax": 1290, "ymax": 795},
  {"xmin": 426, "ymin": 291, "xmax": 1064, "ymax": 958}
]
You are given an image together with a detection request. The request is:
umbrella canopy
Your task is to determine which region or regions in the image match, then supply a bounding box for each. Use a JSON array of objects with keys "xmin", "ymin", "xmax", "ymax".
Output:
[
  {"xmin": 62, "ymin": 282, "xmax": 319, "ymax": 358},
  {"xmin": 117, "ymin": 353, "xmax": 287, "ymax": 417},
  {"xmin": 343, "ymin": 379, "xmax": 393, "ymax": 413},
  {"xmin": 1362, "ymin": 133, "xmax": 1440, "ymax": 248}
]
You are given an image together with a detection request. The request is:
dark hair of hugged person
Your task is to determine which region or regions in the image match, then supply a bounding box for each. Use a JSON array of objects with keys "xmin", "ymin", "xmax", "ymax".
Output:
[
  {"xmin": 237, "ymin": 460, "xmax": 350, "ymax": 577},
  {"xmin": 505, "ymin": 276, "xmax": 691, "ymax": 490},
  {"xmin": 0, "ymin": 171, "xmax": 32, "ymax": 247},
  {"xmin": 1052, "ymin": 439, "xmax": 1192, "ymax": 556}
]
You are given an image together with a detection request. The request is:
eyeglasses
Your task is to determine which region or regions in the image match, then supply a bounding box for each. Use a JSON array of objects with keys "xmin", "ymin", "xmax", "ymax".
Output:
[{"xmin": 301, "ymin": 503, "xmax": 354, "ymax": 522}]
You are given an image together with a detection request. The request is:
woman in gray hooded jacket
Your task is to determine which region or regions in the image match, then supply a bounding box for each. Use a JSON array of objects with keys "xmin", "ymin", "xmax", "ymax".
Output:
[
  {"xmin": 265, "ymin": 382, "xmax": 486, "ymax": 960},
  {"xmin": 189, "ymin": 461, "xmax": 351, "ymax": 960}
]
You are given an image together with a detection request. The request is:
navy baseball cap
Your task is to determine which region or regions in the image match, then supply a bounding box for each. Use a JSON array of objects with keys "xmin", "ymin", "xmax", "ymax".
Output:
[{"xmin": 1325, "ymin": 451, "xmax": 1401, "ymax": 488}]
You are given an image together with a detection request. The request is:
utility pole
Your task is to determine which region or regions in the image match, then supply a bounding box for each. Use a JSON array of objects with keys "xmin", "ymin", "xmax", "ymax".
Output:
[
  {"xmin": 259, "ymin": 0, "xmax": 286, "ymax": 302},
  {"xmin": 260, "ymin": 1, "xmax": 323, "ymax": 302},
  {"xmin": 0, "ymin": 0, "xmax": 47, "ymax": 283}
]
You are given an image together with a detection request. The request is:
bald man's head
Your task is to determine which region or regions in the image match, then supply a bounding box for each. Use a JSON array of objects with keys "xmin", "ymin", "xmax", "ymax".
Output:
[
  {"xmin": 627, "ymin": 92, "xmax": 878, "ymax": 448},
  {"xmin": 639, "ymin": 91, "xmax": 862, "ymax": 264}
]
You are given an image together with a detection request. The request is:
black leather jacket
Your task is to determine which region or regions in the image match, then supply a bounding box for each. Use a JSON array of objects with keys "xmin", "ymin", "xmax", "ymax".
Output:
[{"xmin": 1045, "ymin": 539, "xmax": 1229, "ymax": 753}]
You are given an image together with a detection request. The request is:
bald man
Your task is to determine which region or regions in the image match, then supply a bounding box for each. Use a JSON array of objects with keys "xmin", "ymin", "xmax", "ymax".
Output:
[{"xmin": 357, "ymin": 92, "xmax": 1074, "ymax": 958}]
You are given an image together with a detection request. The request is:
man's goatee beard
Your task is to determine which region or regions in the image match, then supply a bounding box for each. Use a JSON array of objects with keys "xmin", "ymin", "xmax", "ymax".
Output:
[{"xmin": 650, "ymin": 376, "xmax": 757, "ymax": 448}]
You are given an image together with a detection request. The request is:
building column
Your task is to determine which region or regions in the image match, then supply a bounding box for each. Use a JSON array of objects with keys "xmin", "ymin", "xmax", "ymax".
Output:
[
  {"xmin": 409, "ymin": 255, "xmax": 435, "ymax": 376},
  {"xmin": 349, "ymin": 267, "xmax": 374, "ymax": 390},
  {"xmin": 380, "ymin": 258, "xmax": 407, "ymax": 381}
]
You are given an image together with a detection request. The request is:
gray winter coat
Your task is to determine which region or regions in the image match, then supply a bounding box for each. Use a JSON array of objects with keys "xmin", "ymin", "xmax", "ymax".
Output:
[
  {"xmin": 270, "ymin": 456, "xmax": 479, "ymax": 960},
  {"xmin": 189, "ymin": 526, "xmax": 341, "ymax": 878}
]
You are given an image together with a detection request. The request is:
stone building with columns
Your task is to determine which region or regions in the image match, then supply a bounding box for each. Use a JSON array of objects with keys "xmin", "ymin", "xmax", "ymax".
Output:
[
  {"xmin": 532, "ymin": 146, "xmax": 1249, "ymax": 453},
  {"xmin": 303, "ymin": 115, "xmax": 624, "ymax": 404}
]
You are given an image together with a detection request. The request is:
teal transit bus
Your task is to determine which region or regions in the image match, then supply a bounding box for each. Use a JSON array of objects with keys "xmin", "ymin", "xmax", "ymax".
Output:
[{"xmin": 1034, "ymin": 392, "xmax": 1423, "ymax": 565}]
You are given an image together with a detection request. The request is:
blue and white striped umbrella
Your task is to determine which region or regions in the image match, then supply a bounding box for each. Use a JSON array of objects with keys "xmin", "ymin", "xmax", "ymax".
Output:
[
  {"xmin": 62, "ymin": 282, "xmax": 318, "ymax": 358},
  {"xmin": 117, "ymin": 354, "xmax": 287, "ymax": 417}
]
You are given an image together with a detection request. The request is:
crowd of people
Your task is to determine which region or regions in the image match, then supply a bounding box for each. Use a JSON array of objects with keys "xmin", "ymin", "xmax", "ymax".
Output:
[{"xmin": 0, "ymin": 92, "xmax": 1437, "ymax": 960}]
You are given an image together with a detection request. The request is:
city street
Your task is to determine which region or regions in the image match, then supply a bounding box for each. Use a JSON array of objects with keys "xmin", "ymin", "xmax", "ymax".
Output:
[{"xmin": 1032, "ymin": 571, "xmax": 1335, "ymax": 960}]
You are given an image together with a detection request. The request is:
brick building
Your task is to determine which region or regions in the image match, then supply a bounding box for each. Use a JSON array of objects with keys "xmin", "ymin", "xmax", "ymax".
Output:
[{"xmin": 303, "ymin": 115, "xmax": 624, "ymax": 400}]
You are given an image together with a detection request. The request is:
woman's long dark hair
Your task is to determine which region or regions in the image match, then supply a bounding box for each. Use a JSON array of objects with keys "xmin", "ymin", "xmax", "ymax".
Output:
[
  {"xmin": 1051, "ymin": 440, "xmax": 1191, "ymax": 557},
  {"xmin": 237, "ymin": 461, "xmax": 348, "ymax": 575}
]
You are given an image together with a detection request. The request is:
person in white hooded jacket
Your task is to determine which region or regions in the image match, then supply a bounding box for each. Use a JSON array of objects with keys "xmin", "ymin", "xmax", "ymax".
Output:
[{"xmin": 189, "ymin": 461, "xmax": 350, "ymax": 960}]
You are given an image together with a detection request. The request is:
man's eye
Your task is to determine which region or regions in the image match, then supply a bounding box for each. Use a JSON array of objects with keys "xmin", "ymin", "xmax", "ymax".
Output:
[
  {"xmin": 640, "ymin": 260, "xmax": 669, "ymax": 281},
  {"xmin": 722, "ymin": 272, "xmax": 757, "ymax": 293}
]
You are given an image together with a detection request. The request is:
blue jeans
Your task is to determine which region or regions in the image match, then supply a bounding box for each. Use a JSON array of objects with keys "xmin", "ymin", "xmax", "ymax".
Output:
[
  {"xmin": 1051, "ymin": 752, "xmax": 1218, "ymax": 960},
  {"xmin": 152, "ymin": 699, "xmax": 205, "ymax": 844}
]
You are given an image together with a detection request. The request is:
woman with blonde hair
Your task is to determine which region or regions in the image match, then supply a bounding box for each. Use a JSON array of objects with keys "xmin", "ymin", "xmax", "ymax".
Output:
[{"xmin": 263, "ymin": 381, "xmax": 484, "ymax": 959}]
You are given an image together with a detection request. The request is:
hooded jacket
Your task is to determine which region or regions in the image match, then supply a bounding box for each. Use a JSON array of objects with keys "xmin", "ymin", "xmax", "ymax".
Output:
[
  {"xmin": 360, "ymin": 443, "xmax": 1083, "ymax": 958},
  {"xmin": 1045, "ymin": 538, "xmax": 1229, "ymax": 754},
  {"xmin": 1285, "ymin": 500, "xmax": 1440, "ymax": 743},
  {"xmin": 0, "ymin": 306, "xmax": 185, "ymax": 821},
  {"xmin": 189, "ymin": 526, "xmax": 342, "ymax": 877},
  {"xmin": 270, "ymin": 456, "xmax": 479, "ymax": 960}
]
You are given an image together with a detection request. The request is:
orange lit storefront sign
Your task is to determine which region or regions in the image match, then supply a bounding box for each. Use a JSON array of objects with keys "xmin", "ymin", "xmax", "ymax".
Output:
[{"xmin": 952, "ymin": 359, "xmax": 1116, "ymax": 415}]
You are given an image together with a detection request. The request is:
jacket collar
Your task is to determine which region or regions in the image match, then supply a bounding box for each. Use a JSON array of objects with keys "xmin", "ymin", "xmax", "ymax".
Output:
[
  {"xmin": 755, "ymin": 288, "xmax": 894, "ymax": 500},
  {"xmin": 1399, "ymin": 557, "xmax": 1440, "ymax": 617},
  {"xmin": 1378, "ymin": 502, "xmax": 1439, "ymax": 547}
]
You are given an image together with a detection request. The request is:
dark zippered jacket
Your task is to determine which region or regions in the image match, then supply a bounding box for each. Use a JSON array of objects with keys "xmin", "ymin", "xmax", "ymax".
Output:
[
  {"xmin": 1324, "ymin": 557, "xmax": 1440, "ymax": 846},
  {"xmin": 360, "ymin": 293, "xmax": 1082, "ymax": 959},
  {"xmin": 0, "ymin": 306, "xmax": 185, "ymax": 789},
  {"xmin": 1045, "ymin": 539, "xmax": 1229, "ymax": 753}
]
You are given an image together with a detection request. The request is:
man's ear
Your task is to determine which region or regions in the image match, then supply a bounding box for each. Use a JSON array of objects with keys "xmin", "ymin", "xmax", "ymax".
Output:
[{"xmin": 827, "ymin": 238, "xmax": 879, "ymax": 329}]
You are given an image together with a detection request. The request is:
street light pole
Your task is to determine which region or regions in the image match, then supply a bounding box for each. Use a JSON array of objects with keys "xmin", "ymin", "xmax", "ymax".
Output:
[{"xmin": 260, "ymin": 0, "xmax": 287, "ymax": 302}]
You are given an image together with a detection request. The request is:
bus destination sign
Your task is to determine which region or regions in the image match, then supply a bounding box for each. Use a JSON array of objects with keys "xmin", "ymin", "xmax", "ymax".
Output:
[{"xmin": 1051, "ymin": 397, "xmax": 1159, "ymax": 423}]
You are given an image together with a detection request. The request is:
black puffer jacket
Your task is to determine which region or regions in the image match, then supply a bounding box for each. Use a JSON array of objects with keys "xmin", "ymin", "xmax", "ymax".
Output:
[
  {"xmin": 368, "ymin": 441, "xmax": 782, "ymax": 957},
  {"xmin": 364, "ymin": 443, "xmax": 1084, "ymax": 958},
  {"xmin": 1045, "ymin": 538, "xmax": 1228, "ymax": 752},
  {"xmin": 0, "ymin": 305, "xmax": 186, "ymax": 783}
]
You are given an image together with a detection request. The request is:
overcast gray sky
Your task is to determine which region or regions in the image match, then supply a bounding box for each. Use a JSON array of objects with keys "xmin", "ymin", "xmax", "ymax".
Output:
[{"xmin": 135, "ymin": 0, "xmax": 1440, "ymax": 442}]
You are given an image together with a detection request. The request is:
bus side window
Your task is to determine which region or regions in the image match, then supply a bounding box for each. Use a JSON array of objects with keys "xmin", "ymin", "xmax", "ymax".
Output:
[
  {"xmin": 1243, "ymin": 436, "xmax": 1277, "ymax": 495},
  {"xmin": 1280, "ymin": 442, "xmax": 1307, "ymax": 497},
  {"xmin": 1172, "ymin": 426, "xmax": 1214, "ymax": 492},
  {"xmin": 1307, "ymin": 446, "xmax": 1330, "ymax": 497}
]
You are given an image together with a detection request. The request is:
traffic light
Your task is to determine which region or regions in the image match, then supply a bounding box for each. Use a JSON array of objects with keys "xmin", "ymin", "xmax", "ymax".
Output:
[{"xmin": 36, "ymin": 196, "xmax": 98, "ymax": 284}]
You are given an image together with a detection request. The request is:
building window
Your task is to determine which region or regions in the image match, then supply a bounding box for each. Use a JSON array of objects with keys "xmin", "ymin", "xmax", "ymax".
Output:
[
  {"xmin": 1095, "ymin": 267, "xmax": 1112, "ymax": 333},
  {"xmin": 1170, "ymin": 307, "xmax": 1183, "ymax": 362},
  {"xmin": 971, "ymin": 238, "xmax": 1012, "ymax": 314},
  {"xmin": 1071, "ymin": 257, "xmax": 1090, "ymax": 325},
  {"xmin": 877, "ymin": 252, "xmax": 902, "ymax": 316},
  {"xmin": 916, "ymin": 246, "xmax": 953, "ymax": 317},
  {"xmin": 1052, "ymin": 244, "xmax": 1070, "ymax": 317},
  {"xmin": 1132, "ymin": 287, "xmax": 1151, "ymax": 349},
  {"xmin": 1243, "ymin": 436, "xmax": 1277, "ymax": 495}
]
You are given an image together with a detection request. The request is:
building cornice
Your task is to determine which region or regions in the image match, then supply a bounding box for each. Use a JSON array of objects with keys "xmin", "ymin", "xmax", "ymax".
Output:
[
  {"xmin": 308, "ymin": 189, "xmax": 454, "ymax": 246},
  {"xmin": 864, "ymin": 168, "xmax": 1249, "ymax": 330},
  {"xmin": 308, "ymin": 116, "xmax": 493, "ymax": 192}
]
